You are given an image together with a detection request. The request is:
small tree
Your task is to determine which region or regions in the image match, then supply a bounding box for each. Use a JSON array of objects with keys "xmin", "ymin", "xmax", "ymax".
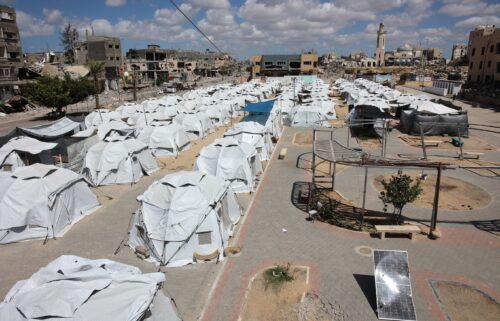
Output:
[
  {"xmin": 87, "ymin": 60, "xmax": 105, "ymax": 109},
  {"xmin": 379, "ymin": 172, "xmax": 423, "ymax": 224},
  {"xmin": 60, "ymin": 23, "xmax": 78, "ymax": 64}
]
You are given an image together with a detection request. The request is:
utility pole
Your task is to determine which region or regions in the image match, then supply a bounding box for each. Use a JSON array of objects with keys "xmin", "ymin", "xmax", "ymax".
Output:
[{"xmin": 132, "ymin": 71, "xmax": 137, "ymax": 101}]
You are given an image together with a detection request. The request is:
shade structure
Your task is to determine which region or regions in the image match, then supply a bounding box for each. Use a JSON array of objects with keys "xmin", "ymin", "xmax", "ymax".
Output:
[
  {"xmin": 19, "ymin": 116, "xmax": 81, "ymax": 139},
  {"xmin": 82, "ymin": 139, "xmax": 158, "ymax": 186},
  {"xmin": 0, "ymin": 136, "xmax": 57, "ymax": 171},
  {"xmin": 0, "ymin": 255, "xmax": 181, "ymax": 321},
  {"xmin": 241, "ymin": 98, "xmax": 276, "ymax": 113},
  {"xmin": 0, "ymin": 164, "xmax": 100, "ymax": 244},
  {"xmin": 194, "ymin": 137, "xmax": 262, "ymax": 193},
  {"xmin": 128, "ymin": 171, "xmax": 241, "ymax": 267}
]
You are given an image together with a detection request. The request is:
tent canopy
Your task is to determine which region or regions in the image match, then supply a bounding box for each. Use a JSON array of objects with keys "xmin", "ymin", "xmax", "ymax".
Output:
[
  {"xmin": 241, "ymin": 99, "xmax": 276, "ymax": 113},
  {"xmin": 19, "ymin": 117, "xmax": 81, "ymax": 139},
  {"xmin": 0, "ymin": 137, "xmax": 56, "ymax": 166}
]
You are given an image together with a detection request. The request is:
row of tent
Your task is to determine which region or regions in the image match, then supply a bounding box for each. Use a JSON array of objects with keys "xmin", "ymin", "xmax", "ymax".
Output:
[
  {"xmin": 334, "ymin": 78, "xmax": 468, "ymax": 135},
  {"xmin": 0, "ymin": 80, "xmax": 286, "ymax": 321}
]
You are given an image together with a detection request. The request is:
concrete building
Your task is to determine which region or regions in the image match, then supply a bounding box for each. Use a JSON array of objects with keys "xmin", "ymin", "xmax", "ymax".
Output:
[
  {"xmin": 451, "ymin": 43, "xmax": 468, "ymax": 61},
  {"xmin": 126, "ymin": 45, "xmax": 169, "ymax": 83},
  {"xmin": 250, "ymin": 52, "xmax": 318, "ymax": 77},
  {"xmin": 467, "ymin": 25, "xmax": 500, "ymax": 84},
  {"xmin": 74, "ymin": 35, "xmax": 122, "ymax": 89},
  {"xmin": 375, "ymin": 22, "xmax": 386, "ymax": 67},
  {"xmin": 423, "ymin": 48, "xmax": 445, "ymax": 64},
  {"xmin": 0, "ymin": 5, "xmax": 22, "ymax": 101}
]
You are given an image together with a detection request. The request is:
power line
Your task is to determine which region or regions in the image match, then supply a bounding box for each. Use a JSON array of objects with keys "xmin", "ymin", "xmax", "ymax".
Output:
[{"xmin": 168, "ymin": 0, "xmax": 223, "ymax": 53}]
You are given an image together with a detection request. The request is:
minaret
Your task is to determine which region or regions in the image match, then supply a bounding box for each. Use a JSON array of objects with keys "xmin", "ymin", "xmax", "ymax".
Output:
[{"xmin": 375, "ymin": 22, "xmax": 386, "ymax": 67}]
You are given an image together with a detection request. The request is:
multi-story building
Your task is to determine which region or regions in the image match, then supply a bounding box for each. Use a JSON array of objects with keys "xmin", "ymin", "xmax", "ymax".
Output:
[
  {"xmin": 126, "ymin": 44, "xmax": 169, "ymax": 83},
  {"xmin": 451, "ymin": 43, "xmax": 468, "ymax": 61},
  {"xmin": 74, "ymin": 34, "xmax": 122, "ymax": 88},
  {"xmin": 467, "ymin": 25, "xmax": 500, "ymax": 84},
  {"xmin": 250, "ymin": 52, "xmax": 318, "ymax": 77},
  {"xmin": 423, "ymin": 48, "xmax": 445, "ymax": 64},
  {"xmin": 0, "ymin": 5, "xmax": 22, "ymax": 100}
]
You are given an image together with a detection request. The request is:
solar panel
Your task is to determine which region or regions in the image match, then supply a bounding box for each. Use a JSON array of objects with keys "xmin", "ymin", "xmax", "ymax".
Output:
[{"xmin": 373, "ymin": 250, "xmax": 417, "ymax": 321}]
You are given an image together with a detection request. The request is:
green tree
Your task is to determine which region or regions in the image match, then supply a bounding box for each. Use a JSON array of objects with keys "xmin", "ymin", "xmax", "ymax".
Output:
[
  {"xmin": 60, "ymin": 23, "xmax": 77, "ymax": 64},
  {"xmin": 87, "ymin": 60, "xmax": 105, "ymax": 109},
  {"xmin": 21, "ymin": 75, "xmax": 95, "ymax": 116},
  {"xmin": 379, "ymin": 172, "xmax": 423, "ymax": 224}
]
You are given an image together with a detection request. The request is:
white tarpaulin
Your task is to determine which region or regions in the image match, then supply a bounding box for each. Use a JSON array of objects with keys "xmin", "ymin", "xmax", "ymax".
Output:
[
  {"xmin": 82, "ymin": 139, "xmax": 158, "ymax": 186},
  {"xmin": 19, "ymin": 117, "xmax": 81, "ymax": 139},
  {"xmin": 137, "ymin": 124, "xmax": 191, "ymax": 157},
  {"xmin": 409, "ymin": 100, "xmax": 459, "ymax": 115},
  {"xmin": 174, "ymin": 113, "xmax": 214, "ymax": 140},
  {"xmin": 194, "ymin": 137, "xmax": 262, "ymax": 193},
  {"xmin": 289, "ymin": 105, "xmax": 331, "ymax": 128},
  {"xmin": 0, "ymin": 137, "xmax": 57, "ymax": 171},
  {"xmin": 224, "ymin": 121, "xmax": 274, "ymax": 161},
  {"xmin": 128, "ymin": 171, "xmax": 241, "ymax": 267},
  {"xmin": 0, "ymin": 164, "xmax": 99, "ymax": 244},
  {"xmin": 0, "ymin": 255, "xmax": 181, "ymax": 321}
]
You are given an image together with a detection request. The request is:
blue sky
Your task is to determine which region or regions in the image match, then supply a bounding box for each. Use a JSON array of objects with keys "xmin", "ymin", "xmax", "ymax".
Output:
[{"xmin": 8, "ymin": 0, "xmax": 500, "ymax": 59}]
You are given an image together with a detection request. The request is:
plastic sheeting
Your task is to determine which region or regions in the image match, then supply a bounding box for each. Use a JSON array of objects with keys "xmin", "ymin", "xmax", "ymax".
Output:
[
  {"xmin": 0, "ymin": 164, "xmax": 100, "ymax": 244},
  {"xmin": 0, "ymin": 255, "xmax": 181, "ymax": 321},
  {"xmin": 399, "ymin": 110, "xmax": 469, "ymax": 136},
  {"xmin": 19, "ymin": 117, "xmax": 81, "ymax": 139},
  {"xmin": 128, "ymin": 171, "xmax": 241, "ymax": 267},
  {"xmin": 0, "ymin": 137, "xmax": 57, "ymax": 170}
]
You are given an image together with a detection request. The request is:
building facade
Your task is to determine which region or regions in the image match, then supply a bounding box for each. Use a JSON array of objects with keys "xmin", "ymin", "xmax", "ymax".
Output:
[
  {"xmin": 451, "ymin": 43, "xmax": 468, "ymax": 61},
  {"xmin": 74, "ymin": 35, "xmax": 122, "ymax": 86},
  {"xmin": 251, "ymin": 52, "xmax": 318, "ymax": 77},
  {"xmin": 0, "ymin": 5, "xmax": 22, "ymax": 101},
  {"xmin": 375, "ymin": 22, "xmax": 386, "ymax": 67},
  {"xmin": 467, "ymin": 25, "xmax": 500, "ymax": 84}
]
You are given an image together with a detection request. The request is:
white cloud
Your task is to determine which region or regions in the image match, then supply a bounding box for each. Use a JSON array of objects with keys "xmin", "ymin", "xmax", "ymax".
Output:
[
  {"xmin": 16, "ymin": 10, "xmax": 55, "ymax": 37},
  {"xmin": 105, "ymin": 0, "xmax": 126, "ymax": 7},
  {"xmin": 455, "ymin": 15, "xmax": 500, "ymax": 28},
  {"xmin": 42, "ymin": 8, "xmax": 64, "ymax": 25},
  {"xmin": 438, "ymin": 1, "xmax": 500, "ymax": 17},
  {"xmin": 186, "ymin": 0, "xmax": 230, "ymax": 10}
]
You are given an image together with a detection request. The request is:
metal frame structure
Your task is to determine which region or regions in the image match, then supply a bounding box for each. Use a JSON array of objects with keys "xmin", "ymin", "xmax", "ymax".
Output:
[{"xmin": 311, "ymin": 128, "xmax": 453, "ymax": 237}]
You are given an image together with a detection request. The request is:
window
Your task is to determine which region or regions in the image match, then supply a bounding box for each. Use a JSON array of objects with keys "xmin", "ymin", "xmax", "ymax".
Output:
[
  {"xmin": 277, "ymin": 61, "xmax": 286, "ymax": 65},
  {"xmin": 197, "ymin": 231, "xmax": 212, "ymax": 245},
  {"xmin": 469, "ymin": 62, "xmax": 473, "ymax": 69},
  {"xmin": 497, "ymin": 43, "xmax": 500, "ymax": 54},
  {"xmin": 479, "ymin": 61, "xmax": 483, "ymax": 69},
  {"xmin": 0, "ymin": 68, "xmax": 10, "ymax": 77},
  {"xmin": 303, "ymin": 61, "xmax": 312, "ymax": 65},
  {"xmin": 108, "ymin": 44, "xmax": 113, "ymax": 49},
  {"xmin": 481, "ymin": 46, "xmax": 485, "ymax": 55},
  {"xmin": 115, "ymin": 45, "xmax": 119, "ymax": 49},
  {"xmin": 116, "ymin": 57, "xmax": 120, "ymax": 60},
  {"xmin": 477, "ymin": 75, "xmax": 481, "ymax": 81},
  {"xmin": 497, "ymin": 62, "xmax": 500, "ymax": 73},
  {"xmin": 264, "ymin": 61, "xmax": 272, "ymax": 66},
  {"xmin": 491, "ymin": 45, "xmax": 494, "ymax": 53},
  {"xmin": 471, "ymin": 48, "xmax": 476, "ymax": 56},
  {"xmin": 488, "ymin": 61, "xmax": 491, "ymax": 68}
]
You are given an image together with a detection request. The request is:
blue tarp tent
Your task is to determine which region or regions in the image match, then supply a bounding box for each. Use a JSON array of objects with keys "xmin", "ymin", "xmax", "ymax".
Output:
[{"xmin": 241, "ymin": 99, "xmax": 276, "ymax": 113}]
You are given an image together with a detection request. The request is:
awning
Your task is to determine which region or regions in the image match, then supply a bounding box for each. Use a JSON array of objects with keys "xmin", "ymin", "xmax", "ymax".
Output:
[
  {"xmin": 20, "ymin": 117, "xmax": 81, "ymax": 139},
  {"xmin": 241, "ymin": 99, "xmax": 276, "ymax": 113}
]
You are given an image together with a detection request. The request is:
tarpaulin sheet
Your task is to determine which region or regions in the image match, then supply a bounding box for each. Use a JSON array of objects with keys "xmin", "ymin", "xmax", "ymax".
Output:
[{"xmin": 241, "ymin": 99, "xmax": 276, "ymax": 113}]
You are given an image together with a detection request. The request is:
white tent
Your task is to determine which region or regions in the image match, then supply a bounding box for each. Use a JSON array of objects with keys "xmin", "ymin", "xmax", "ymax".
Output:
[
  {"xmin": 0, "ymin": 137, "xmax": 57, "ymax": 172},
  {"xmin": 0, "ymin": 255, "xmax": 181, "ymax": 321},
  {"xmin": 97, "ymin": 120, "xmax": 135, "ymax": 141},
  {"xmin": 0, "ymin": 164, "xmax": 100, "ymax": 244},
  {"xmin": 137, "ymin": 124, "xmax": 191, "ymax": 157},
  {"xmin": 84, "ymin": 109, "xmax": 122, "ymax": 128},
  {"xmin": 289, "ymin": 105, "xmax": 331, "ymax": 127},
  {"xmin": 128, "ymin": 171, "xmax": 241, "ymax": 267},
  {"xmin": 194, "ymin": 137, "xmax": 262, "ymax": 193},
  {"xmin": 174, "ymin": 113, "xmax": 214, "ymax": 140},
  {"xmin": 409, "ymin": 100, "xmax": 458, "ymax": 115},
  {"xmin": 224, "ymin": 121, "xmax": 274, "ymax": 161},
  {"xmin": 82, "ymin": 139, "xmax": 158, "ymax": 186}
]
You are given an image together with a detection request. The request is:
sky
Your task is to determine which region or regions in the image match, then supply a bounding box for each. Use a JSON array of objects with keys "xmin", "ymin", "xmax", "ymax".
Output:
[{"xmin": 6, "ymin": 0, "xmax": 500, "ymax": 60}]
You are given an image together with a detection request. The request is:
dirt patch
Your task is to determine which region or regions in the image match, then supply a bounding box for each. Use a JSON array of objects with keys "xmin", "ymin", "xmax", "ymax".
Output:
[
  {"xmin": 293, "ymin": 131, "xmax": 313, "ymax": 145},
  {"xmin": 432, "ymin": 281, "xmax": 500, "ymax": 321},
  {"xmin": 334, "ymin": 103, "xmax": 349, "ymax": 120},
  {"xmin": 373, "ymin": 172, "xmax": 492, "ymax": 211},
  {"xmin": 240, "ymin": 266, "xmax": 309, "ymax": 321},
  {"xmin": 398, "ymin": 134, "xmax": 498, "ymax": 151}
]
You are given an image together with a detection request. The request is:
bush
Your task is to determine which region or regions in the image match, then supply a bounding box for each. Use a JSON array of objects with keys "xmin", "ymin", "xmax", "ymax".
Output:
[
  {"xmin": 379, "ymin": 172, "xmax": 422, "ymax": 224},
  {"xmin": 263, "ymin": 263, "xmax": 294, "ymax": 292}
]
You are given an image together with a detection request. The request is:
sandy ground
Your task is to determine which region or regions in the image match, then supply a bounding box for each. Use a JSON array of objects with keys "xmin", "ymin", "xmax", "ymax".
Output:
[
  {"xmin": 240, "ymin": 266, "xmax": 309, "ymax": 321},
  {"xmin": 398, "ymin": 134, "xmax": 498, "ymax": 151},
  {"xmin": 373, "ymin": 172, "xmax": 492, "ymax": 211},
  {"xmin": 431, "ymin": 281, "xmax": 500, "ymax": 321},
  {"xmin": 293, "ymin": 131, "xmax": 314, "ymax": 145}
]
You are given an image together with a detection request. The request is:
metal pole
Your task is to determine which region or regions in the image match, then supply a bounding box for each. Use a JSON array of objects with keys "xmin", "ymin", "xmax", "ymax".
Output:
[
  {"xmin": 346, "ymin": 125, "xmax": 350, "ymax": 147},
  {"xmin": 332, "ymin": 162, "xmax": 336, "ymax": 191},
  {"xmin": 381, "ymin": 121, "xmax": 386, "ymax": 157},
  {"xmin": 362, "ymin": 166, "xmax": 368, "ymax": 209},
  {"xmin": 429, "ymin": 165, "xmax": 442, "ymax": 239},
  {"xmin": 420, "ymin": 124, "xmax": 427, "ymax": 160}
]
